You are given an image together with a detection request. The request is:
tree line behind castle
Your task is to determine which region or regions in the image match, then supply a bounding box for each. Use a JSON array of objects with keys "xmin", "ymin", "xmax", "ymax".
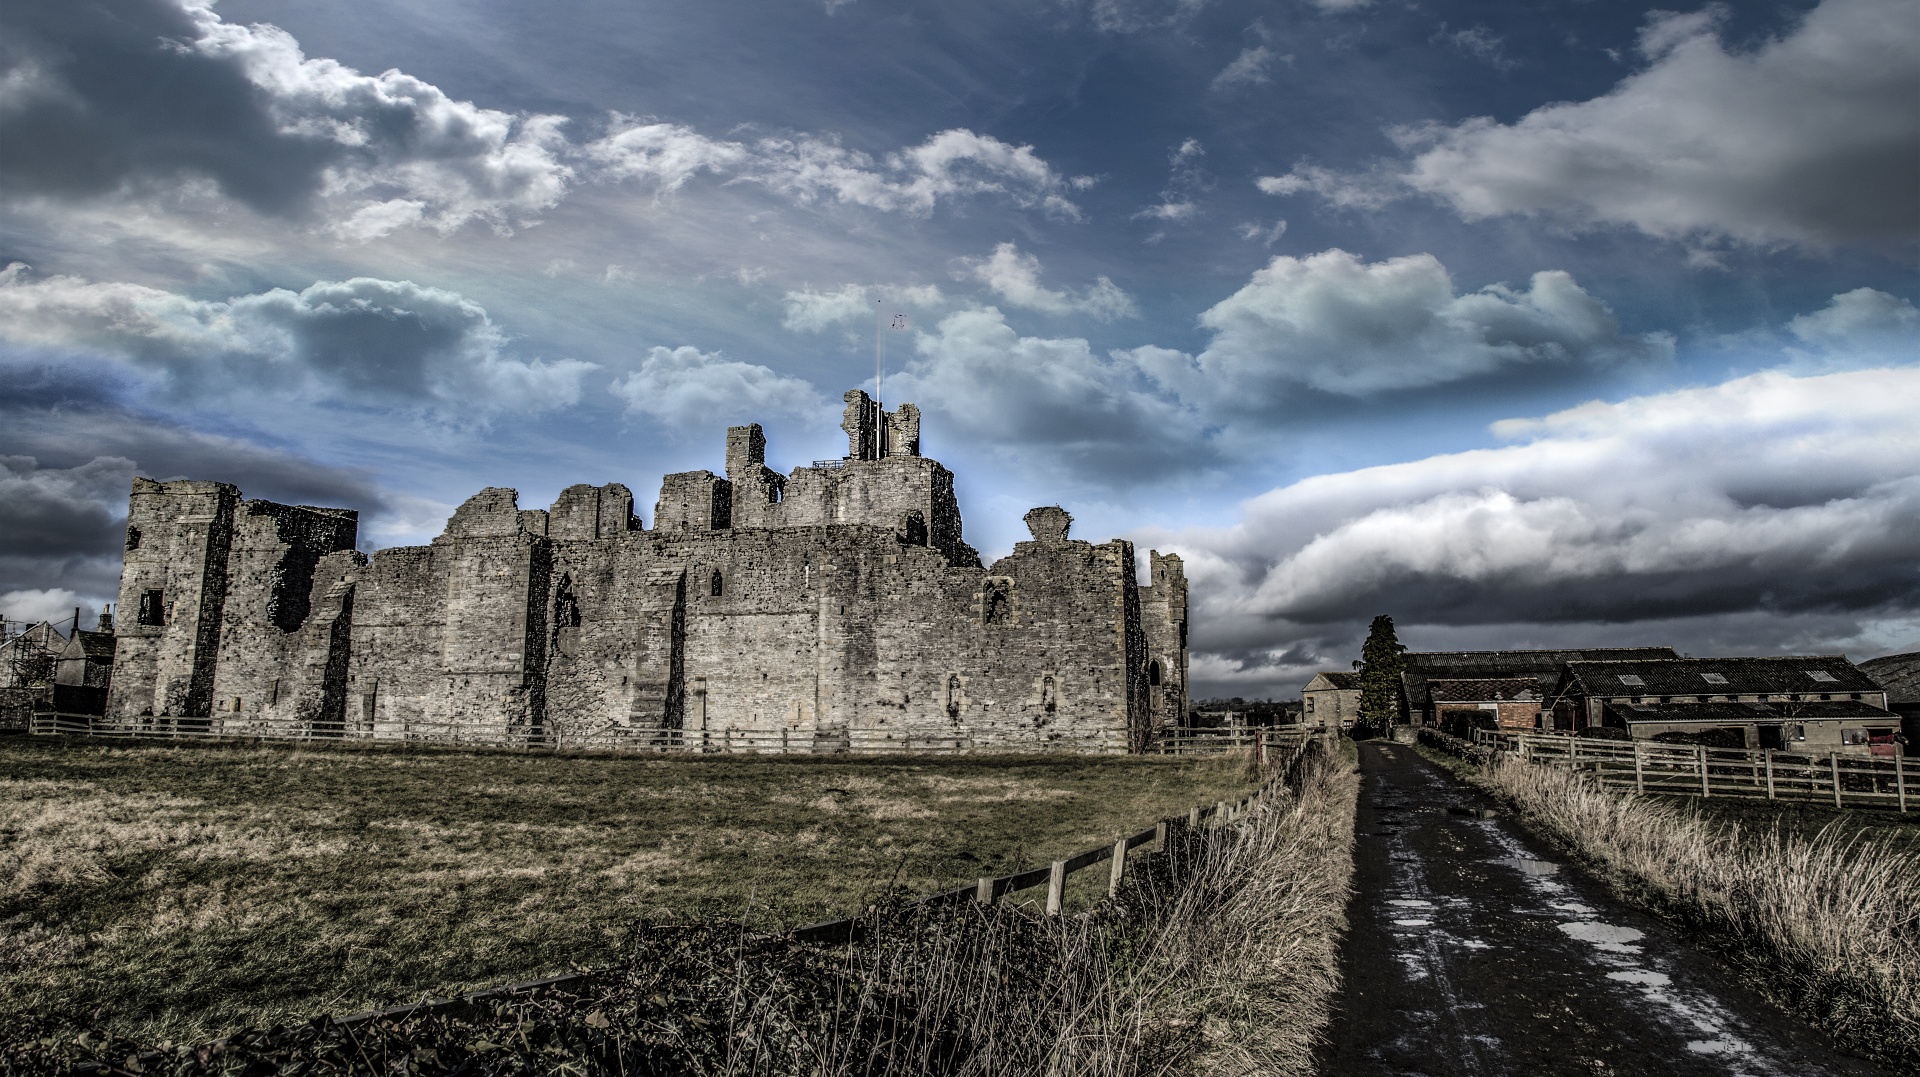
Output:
[{"xmin": 5, "ymin": 391, "xmax": 1193, "ymax": 754}]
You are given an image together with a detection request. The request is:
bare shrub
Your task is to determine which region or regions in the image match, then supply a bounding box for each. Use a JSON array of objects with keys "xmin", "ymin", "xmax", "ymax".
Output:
[{"xmin": 1473, "ymin": 754, "xmax": 1920, "ymax": 1065}]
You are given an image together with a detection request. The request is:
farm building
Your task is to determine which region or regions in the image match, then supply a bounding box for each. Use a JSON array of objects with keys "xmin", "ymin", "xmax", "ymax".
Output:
[
  {"xmin": 1429, "ymin": 678, "xmax": 1544, "ymax": 735},
  {"xmin": 1397, "ymin": 648, "xmax": 1679, "ymax": 727},
  {"xmin": 1549, "ymin": 656, "xmax": 1900, "ymax": 755},
  {"xmin": 1302, "ymin": 672, "xmax": 1361, "ymax": 730}
]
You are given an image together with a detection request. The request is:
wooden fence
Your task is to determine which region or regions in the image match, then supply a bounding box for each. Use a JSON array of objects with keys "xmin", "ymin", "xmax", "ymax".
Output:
[
  {"xmin": 27, "ymin": 711, "xmax": 1302, "ymax": 760},
  {"xmin": 1475, "ymin": 730, "xmax": 1913, "ymax": 812}
]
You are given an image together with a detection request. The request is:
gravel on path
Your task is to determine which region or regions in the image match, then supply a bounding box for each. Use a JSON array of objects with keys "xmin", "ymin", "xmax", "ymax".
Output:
[{"xmin": 1315, "ymin": 739, "xmax": 1890, "ymax": 1077}]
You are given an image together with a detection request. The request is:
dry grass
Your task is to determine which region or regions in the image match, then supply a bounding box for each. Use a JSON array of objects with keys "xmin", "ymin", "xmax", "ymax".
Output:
[
  {"xmin": 0, "ymin": 736, "xmax": 1253, "ymax": 1046},
  {"xmin": 1471, "ymin": 753, "xmax": 1920, "ymax": 1066},
  {"xmin": 8, "ymin": 741, "xmax": 1359, "ymax": 1076}
]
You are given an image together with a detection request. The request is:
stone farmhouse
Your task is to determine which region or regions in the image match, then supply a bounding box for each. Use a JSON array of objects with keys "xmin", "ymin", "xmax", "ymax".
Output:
[
  {"xmin": 102, "ymin": 391, "xmax": 1189, "ymax": 754},
  {"xmin": 1301, "ymin": 672, "xmax": 1360, "ymax": 730}
]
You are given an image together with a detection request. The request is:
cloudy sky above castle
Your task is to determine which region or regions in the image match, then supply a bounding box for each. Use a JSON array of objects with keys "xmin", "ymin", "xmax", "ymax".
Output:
[{"xmin": 1, "ymin": 0, "xmax": 1916, "ymax": 696}]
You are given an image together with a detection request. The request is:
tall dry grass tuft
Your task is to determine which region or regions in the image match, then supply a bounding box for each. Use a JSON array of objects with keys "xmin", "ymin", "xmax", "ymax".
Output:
[{"xmin": 1473, "ymin": 754, "xmax": 1920, "ymax": 1065}]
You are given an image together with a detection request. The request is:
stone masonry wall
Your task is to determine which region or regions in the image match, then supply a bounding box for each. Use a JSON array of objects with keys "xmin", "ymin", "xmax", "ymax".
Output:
[{"xmin": 103, "ymin": 392, "xmax": 1182, "ymax": 754}]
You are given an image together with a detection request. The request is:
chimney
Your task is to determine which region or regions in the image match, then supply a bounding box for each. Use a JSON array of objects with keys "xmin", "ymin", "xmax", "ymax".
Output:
[{"xmin": 98, "ymin": 606, "xmax": 114, "ymax": 633}]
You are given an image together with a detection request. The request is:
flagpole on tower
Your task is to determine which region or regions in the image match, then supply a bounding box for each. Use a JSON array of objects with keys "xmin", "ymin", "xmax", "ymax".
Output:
[{"xmin": 874, "ymin": 297, "xmax": 885, "ymax": 413}]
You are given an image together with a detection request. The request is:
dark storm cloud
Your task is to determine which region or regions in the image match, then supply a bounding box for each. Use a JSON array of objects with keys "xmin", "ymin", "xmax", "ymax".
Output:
[
  {"xmin": 1144, "ymin": 364, "xmax": 1920, "ymax": 695},
  {"xmin": 0, "ymin": 267, "xmax": 594, "ymax": 411},
  {"xmin": 0, "ymin": 0, "xmax": 572, "ymax": 237},
  {"xmin": 0, "ymin": 371, "xmax": 394, "ymax": 600}
]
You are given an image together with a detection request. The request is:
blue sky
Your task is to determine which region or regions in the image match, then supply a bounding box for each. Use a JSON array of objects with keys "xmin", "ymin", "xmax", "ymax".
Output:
[{"xmin": 1, "ymin": 0, "xmax": 1916, "ymax": 696}]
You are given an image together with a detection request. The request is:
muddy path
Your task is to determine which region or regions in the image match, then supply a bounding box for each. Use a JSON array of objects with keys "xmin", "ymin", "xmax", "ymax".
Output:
[{"xmin": 1315, "ymin": 740, "xmax": 1889, "ymax": 1077}]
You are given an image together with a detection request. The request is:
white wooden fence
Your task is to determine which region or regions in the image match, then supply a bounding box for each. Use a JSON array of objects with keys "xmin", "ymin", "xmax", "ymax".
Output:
[{"xmin": 1476, "ymin": 730, "xmax": 1913, "ymax": 812}]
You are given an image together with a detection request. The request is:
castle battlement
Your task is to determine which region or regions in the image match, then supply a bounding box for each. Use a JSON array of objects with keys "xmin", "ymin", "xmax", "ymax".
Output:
[{"xmin": 103, "ymin": 392, "xmax": 1188, "ymax": 754}]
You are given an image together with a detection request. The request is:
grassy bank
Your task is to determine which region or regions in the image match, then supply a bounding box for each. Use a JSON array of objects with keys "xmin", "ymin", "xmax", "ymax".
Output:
[
  {"xmin": 0, "ymin": 735, "xmax": 1253, "ymax": 1044},
  {"xmin": 1436, "ymin": 743, "xmax": 1920, "ymax": 1067},
  {"xmin": 13, "ymin": 741, "xmax": 1359, "ymax": 1076}
]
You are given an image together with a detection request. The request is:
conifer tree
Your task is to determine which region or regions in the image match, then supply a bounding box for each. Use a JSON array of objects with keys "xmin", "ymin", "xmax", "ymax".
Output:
[{"xmin": 1353, "ymin": 614, "xmax": 1406, "ymax": 738}]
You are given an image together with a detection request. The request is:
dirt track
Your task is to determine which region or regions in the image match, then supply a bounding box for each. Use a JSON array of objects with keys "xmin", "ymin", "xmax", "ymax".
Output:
[{"xmin": 1315, "ymin": 740, "xmax": 1889, "ymax": 1077}]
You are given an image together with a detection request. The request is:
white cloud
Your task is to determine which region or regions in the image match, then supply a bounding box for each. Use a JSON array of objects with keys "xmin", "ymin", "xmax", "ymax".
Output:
[
  {"xmin": 609, "ymin": 346, "xmax": 823, "ymax": 430},
  {"xmin": 0, "ymin": 588, "xmax": 88, "ymax": 626},
  {"xmin": 1437, "ymin": 26, "xmax": 1514, "ymax": 71},
  {"xmin": 1787, "ymin": 288, "xmax": 1920, "ymax": 358},
  {"xmin": 1147, "ymin": 366, "xmax": 1920, "ymax": 676},
  {"xmin": 180, "ymin": 0, "xmax": 575, "ymax": 238},
  {"xmin": 583, "ymin": 123, "xmax": 1082, "ymax": 219},
  {"xmin": 1392, "ymin": 0, "xmax": 1920, "ymax": 248},
  {"xmin": 886, "ymin": 307, "xmax": 1205, "ymax": 478},
  {"xmin": 1211, "ymin": 46, "xmax": 1276, "ymax": 91},
  {"xmin": 780, "ymin": 283, "xmax": 951, "ymax": 333},
  {"xmin": 1140, "ymin": 249, "xmax": 1669, "ymax": 402},
  {"xmin": 1137, "ymin": 138, "xmax": 1211, "ymax": 226},
  {"xmin": 0, "ymin": 264, "xmax": 593, "ymax": 411},
  {"xmin": 959, "ymin": 243, "xmax": 1137, "ymax": 320}
]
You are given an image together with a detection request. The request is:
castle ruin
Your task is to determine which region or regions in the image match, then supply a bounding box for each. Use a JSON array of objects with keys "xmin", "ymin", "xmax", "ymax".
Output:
[{"xmin": 105, "ymin": 391, "xmax": 1190, "ymax": 753}]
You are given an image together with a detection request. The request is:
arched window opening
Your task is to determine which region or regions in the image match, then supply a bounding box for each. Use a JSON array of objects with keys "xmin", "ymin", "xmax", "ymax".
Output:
[
  {"xmin": 125, "ymin": 527, "xmax": 142, "ymax": 551},
  {"xmin": 946, "ymin": 675, "xmax": 962, "ymax": 718},
  {"xmin": 710, "ymin": 569, "xmax": 724, "ymax": 597},
  {"xmin": 1042, "ymin": 675, "xmax": 1056, "ymax": 714},
  {"xmin": 137, "ymin": 588, "xmax": 166, "ymax": 627},
  {"xmin": 1149, "ymin": 660, "xmax": 1162, "ymax": 687}
]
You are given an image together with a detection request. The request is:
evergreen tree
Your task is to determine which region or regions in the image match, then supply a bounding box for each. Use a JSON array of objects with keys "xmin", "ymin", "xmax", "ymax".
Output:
[{"xmin": 1353, "ymin": 614, "xmax": 1406, "ymax": 738}]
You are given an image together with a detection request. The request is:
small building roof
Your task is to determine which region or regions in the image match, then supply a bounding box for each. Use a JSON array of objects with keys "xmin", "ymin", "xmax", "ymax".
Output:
[
  {"xmin": 1858, "ymin": 652, "xmax": 1920, "ymax": 704},
  {"xmin": 58, "ymin": 630, "xmax": 115, "ymax": 662},
  {"xmin": 1561, "ymin": 656, "xmax": 1881, "ymax": 698},
  {"xmin": 1429, "ymin": 677, "xmax": 1541, "ymax": 703},
  {"xmin": 1400, "ymin": 647, "xmax": 1680, "ymax": 703},
  {"xmin": 1305, "ymin": 671, "xmax": 1360, "ymax": 691},
  {"xmin": 1602, "ymin": 699, "xmax": 1901, "ymax": 725}
]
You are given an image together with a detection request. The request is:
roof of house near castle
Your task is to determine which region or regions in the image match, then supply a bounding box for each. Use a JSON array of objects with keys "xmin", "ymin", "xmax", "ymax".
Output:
[
  {"xmin": 1558, "ymin": 655, "xmax": 1883, "ymax": 697},
  {"xmin": 1399, "ymin": 647, "xmax": 1681, "ymax": 703},
  {"xmin": 1305, "ymin": 672, "xmax": 1359, "ymax": 690},
  {"xmin": 1601, "ymin": 699, "xmax": 1901, "ymax": 726},
  {"xmin": 1428, "ymin": 677, "xmax": 1542, "ymax": 703}
]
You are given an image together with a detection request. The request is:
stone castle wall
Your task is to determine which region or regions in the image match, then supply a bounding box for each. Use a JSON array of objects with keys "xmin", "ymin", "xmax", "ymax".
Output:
[{"xmin": 103, "ymin": 391, "xmax": 1189, "ymax": 753}]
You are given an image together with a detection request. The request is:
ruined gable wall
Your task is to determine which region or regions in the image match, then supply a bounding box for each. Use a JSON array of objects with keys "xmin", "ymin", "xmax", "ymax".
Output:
[
  {"xmin": 345, "ymin": 489, "xmax": 551, "ymax": 741},
  {"xmin": 207, "ymin": 500, "xmax": 358, "ymax": 732},
  {"xmin": 1140, "ymin": 551, "xmax": 1190, "ymax": 738},
  {"xmin": 106, "ymin": 479, "xmax": 240, "ymax": 724},
  {"xmin": 544, "ymin": 521, "xmax": 690, "ymax": 745}
]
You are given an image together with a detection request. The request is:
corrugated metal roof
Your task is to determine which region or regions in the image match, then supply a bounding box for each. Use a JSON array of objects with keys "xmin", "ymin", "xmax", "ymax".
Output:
[
  {"xmin": 1562, "ymin": 656, "xmax": 1881, "ymax": 697},
  {"xmin": 1602, "ymin": 699, "xmax": 1900, "ymax": 724}
]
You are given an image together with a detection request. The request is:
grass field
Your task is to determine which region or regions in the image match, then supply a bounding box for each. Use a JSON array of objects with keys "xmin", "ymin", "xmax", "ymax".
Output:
[
  {"xmin": 0, "ymin": 735, "xmax": 1254, "ymax": 1044},
  {"xmin": 1644, "ymin": 792, "xmax": 1920, "ymax": 858}
]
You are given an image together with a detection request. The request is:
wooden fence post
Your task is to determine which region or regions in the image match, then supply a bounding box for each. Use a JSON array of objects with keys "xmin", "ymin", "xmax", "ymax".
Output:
[
  {"xmin": 1898, "ymin": 756, "xmax": 1908, "ymax": 814},
  {"xmin": 976, "ymin": 877, "xmax": 993, "ymax": 904},
  {"xmin": 1156, "ymin": 820, "xmax": 1168, "ymax": 847},
  {"xmin": 1046, "ymin": 860, "xmax": 1067, "ymax": 916},
  {"xmin": 1698, "ymin": 746, "xmax": 1710, "ymax": 797},
  {"xmin": 1188, "ymin": 805, "xmax": 1200, "ymax": 828},
  {"xmin": 1109, "ymin": 838, "xmax": 1128, "ymax": 897},
  {"xmin": 1633, "ymin": 741, "xmax": 1645, "ymax": 795},
  {"xmin": 1831, "ymin": 753, "xmax": 1843, "ymax": 809},
  {"xmin": 1764, "ymin": 749, "xmax": 1775, "ymax": 800},
  {"xmin": 1215, "ymin": 800, "xmax": 1228, "ymax": 826}
]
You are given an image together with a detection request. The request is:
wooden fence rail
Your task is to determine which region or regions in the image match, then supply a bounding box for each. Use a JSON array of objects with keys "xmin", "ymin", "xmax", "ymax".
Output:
[
  {"xmin": 27, "ymin": 712, "xmax": 1305, "ymax": 760},
  {"xmin": 1474, "ymin": 730, "xmax": 1911, "ymax": 813}
]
